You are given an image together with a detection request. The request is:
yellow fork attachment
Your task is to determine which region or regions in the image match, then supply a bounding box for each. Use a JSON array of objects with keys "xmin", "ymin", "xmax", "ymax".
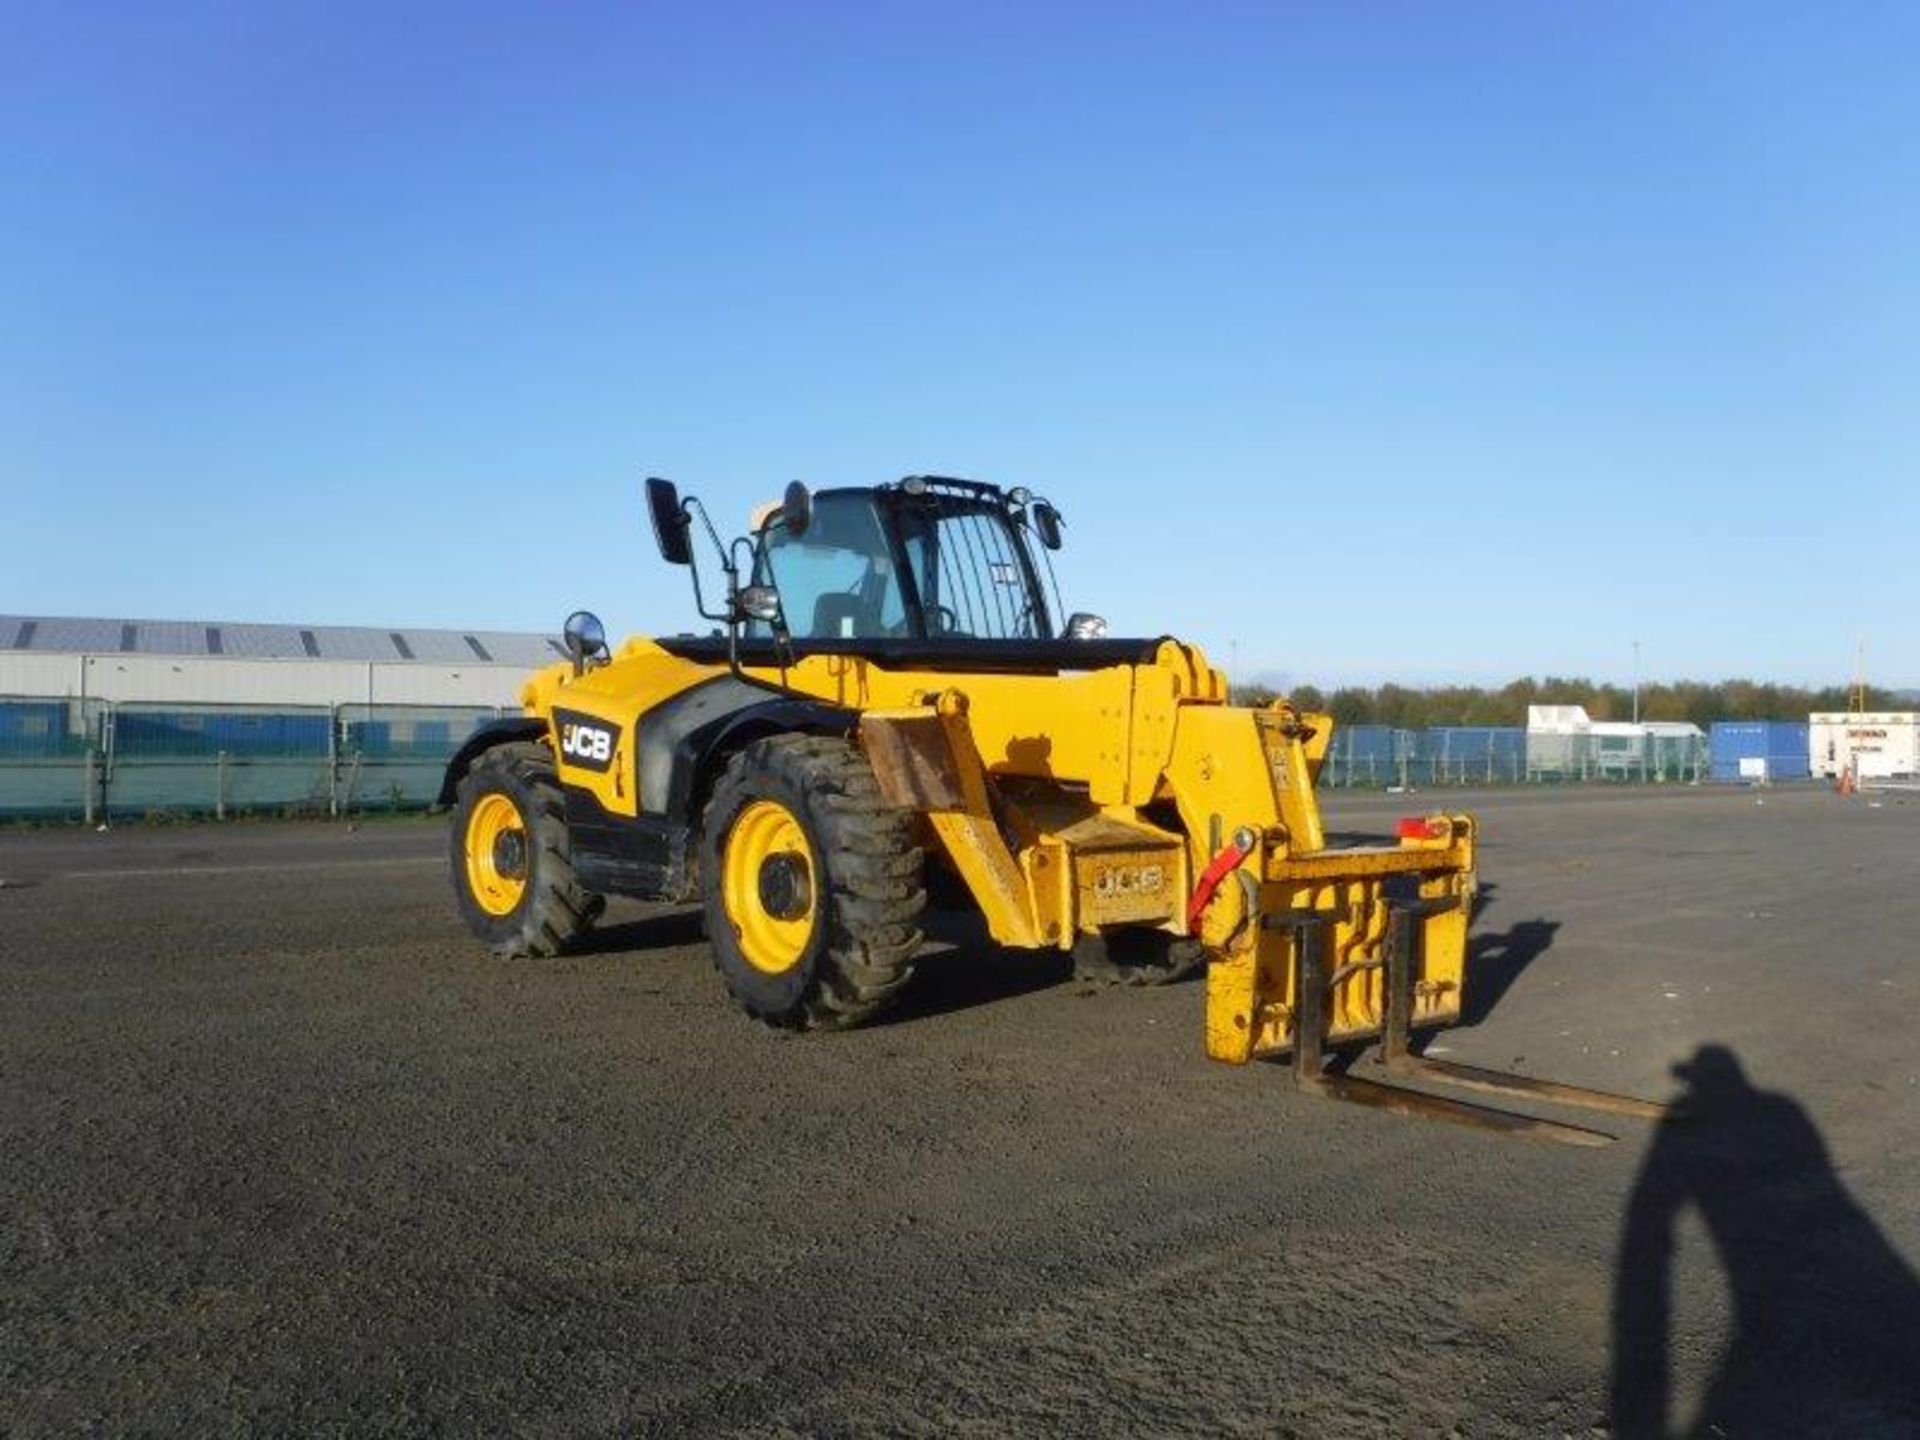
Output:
[{"xmin": 1276, "ymin": 899, "xmax": 1668, "ymax": 1147}]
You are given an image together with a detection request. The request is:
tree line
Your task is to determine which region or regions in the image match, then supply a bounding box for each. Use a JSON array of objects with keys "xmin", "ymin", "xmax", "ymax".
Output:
[{"xmin": 1231, "ymin": 677, "xmax": 1891, "ymax": 731}]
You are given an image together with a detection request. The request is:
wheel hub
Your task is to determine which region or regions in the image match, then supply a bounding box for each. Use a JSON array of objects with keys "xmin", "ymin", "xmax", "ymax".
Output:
[
  {"xmin": 757, "ymin": 852, "xmax": 811, "ymax": 921},
  {"xmin": 492, "ymin": 828, "xmax": 527, "ymax": 880}
]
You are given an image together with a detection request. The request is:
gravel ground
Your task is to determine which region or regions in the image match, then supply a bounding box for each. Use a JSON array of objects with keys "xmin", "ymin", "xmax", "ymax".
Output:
[{"xmin": 3, "ymin": 786, "xmax": 1919, "ymax": 1436}]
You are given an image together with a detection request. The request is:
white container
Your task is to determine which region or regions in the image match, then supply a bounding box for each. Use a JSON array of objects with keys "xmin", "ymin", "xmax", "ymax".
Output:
[{"xmin": 1809, "ymin": 713, "xmax": 1920, "ymax": 780}]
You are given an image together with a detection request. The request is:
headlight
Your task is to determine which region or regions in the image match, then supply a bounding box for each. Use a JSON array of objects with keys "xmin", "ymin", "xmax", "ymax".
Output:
[
  {"xmin": 736, "ymin": 586, "xmax": 782, "ymax": 622},
  {"xmin": 1066, "ymin": 612, "xmax": 1108, "ymax": 640}
]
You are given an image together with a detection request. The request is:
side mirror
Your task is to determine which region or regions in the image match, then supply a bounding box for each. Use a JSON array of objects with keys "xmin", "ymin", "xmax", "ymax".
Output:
[
  {"xmin": 782, "ymin": 480, "xmax": 813, "ymax": 539},
  {"xmin": 560, "ymin": 610, "xmax": 606, "ymax": 675},
  {"xmin": 1031, "ymin": 501, "xmax": 1063, "ymax": 551},
  {"xmin": 646, "ymin": 477, "xmax": 693, "ymax": 566},
  {"xmin": 563, "ymin": 609, "xmax": 609, "ymax": 673}
]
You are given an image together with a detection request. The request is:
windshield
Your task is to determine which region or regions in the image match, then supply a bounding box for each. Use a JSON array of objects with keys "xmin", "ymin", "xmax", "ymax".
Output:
[
  {"xmin": 895, "ymin": 492, "xmax": 1049, "ymax": 639},
  {"xmin": 751, "ymin": 487, "xmax": 1051, "ymax": 641}
]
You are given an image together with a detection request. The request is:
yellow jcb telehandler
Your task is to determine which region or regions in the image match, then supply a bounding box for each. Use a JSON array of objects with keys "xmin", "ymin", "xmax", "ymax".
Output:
[{"xmin": 442, "ymin": 475, "xmax": 1661, "ymax": 1144}]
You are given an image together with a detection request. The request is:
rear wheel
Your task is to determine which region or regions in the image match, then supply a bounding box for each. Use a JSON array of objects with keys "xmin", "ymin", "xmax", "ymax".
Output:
[
  {"xmin": 1073, "ymin": 928, "xmax": 1207, "ymax": 987},
  {"xmin": 450, "ymin": 741, "xmax": 597, "ymax": 957},
  {"xmin": 701, "ymin": 735, "xmax": 924, "ymax": 1029}
]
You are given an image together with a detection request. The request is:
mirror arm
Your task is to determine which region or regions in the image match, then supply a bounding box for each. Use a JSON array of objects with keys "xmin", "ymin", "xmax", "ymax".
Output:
[
  {"xmin": 680, "ymin": 497, "xmax": 739, "ymax": 625},
  {"xmin": 1028, "ymin": 495, "xmax": 1068, "ymax": 637}
]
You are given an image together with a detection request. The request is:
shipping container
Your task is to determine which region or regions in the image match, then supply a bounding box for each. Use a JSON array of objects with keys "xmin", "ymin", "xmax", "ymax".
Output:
[
  {"xmin": 1809, "ymin": 713, "xmax": 1920, "ymax": 780},
  {"xmin": 1709, "ymin": 721, "xmax": 1811, "ymax": 782}
]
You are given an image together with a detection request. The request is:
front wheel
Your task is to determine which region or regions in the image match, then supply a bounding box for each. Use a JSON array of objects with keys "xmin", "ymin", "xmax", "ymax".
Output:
[
  {"xmin": 450, "ymin": 741, "xmax": 597, "ymax": 957},
  {"xmin": 700, "ymin": 735, "xmax": 925, "ymax": 1029}
]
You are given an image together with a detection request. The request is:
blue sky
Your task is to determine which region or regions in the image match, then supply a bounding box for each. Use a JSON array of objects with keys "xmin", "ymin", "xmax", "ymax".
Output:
[{"xmin": 4, "ymin": 2, "xmax": 1915, "ymax": 687}]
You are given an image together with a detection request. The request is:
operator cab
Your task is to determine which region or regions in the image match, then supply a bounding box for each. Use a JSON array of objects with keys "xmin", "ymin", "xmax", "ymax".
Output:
[
  {"xmin": 749, "ymin": 478, "xmax": 1057, "ymax": 642},
  {"xmin": 640, "ymin": 472, "xmax": 1122, "ymax": 668}
]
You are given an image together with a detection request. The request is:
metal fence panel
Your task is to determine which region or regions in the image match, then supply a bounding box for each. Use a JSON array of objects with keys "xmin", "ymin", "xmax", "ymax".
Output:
[
  {"xmin": 0, "ymin": 697, "xmax": 104, "ymax": 819},
  {"xmin": 104, "ymin": 702, "xmax": 335, "ymax": 819},
  {"xmin": 336, "ymin": 705, "xmax": 500, "ymax": 810},
  {"xmin": 0, "ymin": 699, "xmax": 509, "ymax": 820},
  {"xmin": 1414, "ymin": 727, "xmax": 1527, "ymax": 786}
]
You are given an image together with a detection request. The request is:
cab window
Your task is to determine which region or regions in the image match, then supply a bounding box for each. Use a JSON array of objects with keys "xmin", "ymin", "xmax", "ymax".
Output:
[{"xmin": 753, "ymin": 493, "xmax": 907, "ymax": 639}]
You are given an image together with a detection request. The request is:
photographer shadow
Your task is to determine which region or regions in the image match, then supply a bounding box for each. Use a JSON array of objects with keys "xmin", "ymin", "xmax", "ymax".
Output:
[{"xmin": 1610, "ymin": 1045, "xmax": 1920, "ymax": 1437}]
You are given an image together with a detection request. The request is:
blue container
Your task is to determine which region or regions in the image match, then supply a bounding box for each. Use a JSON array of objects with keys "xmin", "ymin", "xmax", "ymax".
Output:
[{"xmin": 1709, "ymin": 721, "xmax": 1810, "ymax": 782}]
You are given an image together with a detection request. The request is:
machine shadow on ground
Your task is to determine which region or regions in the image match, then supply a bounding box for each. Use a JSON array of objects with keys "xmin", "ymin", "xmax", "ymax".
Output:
[
  {"xmin": 584, "ymin": 883, "xmax": 1555, "ymax": 1035},
  {"xmin": 1457, "ymin": 882, "xmax": 1560, "ymax": 1028},
  {"xmin": 1610, "ymin": 1045, "xmax": 1920, "ymax": 1438},
  {"xmin": 870, "ymin": 915, "xmax": 1077, "ymax": 1027},
  {"xmin": 575, "ymin": 906, "xmax": 707, "ymax": 956}
]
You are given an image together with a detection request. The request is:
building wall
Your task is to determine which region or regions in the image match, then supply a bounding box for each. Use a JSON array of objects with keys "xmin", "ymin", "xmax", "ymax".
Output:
[{"xmin": 0, "ymin": 652, "xmax": 544, "ymax": 709}]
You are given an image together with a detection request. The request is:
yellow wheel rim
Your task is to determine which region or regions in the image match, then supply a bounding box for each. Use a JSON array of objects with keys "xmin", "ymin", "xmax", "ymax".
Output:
[
  {"xmin": 465, "ymin": 792, "xmax": 529, "ymax": 917},
  {"xmin": 721, "ymin": 798, "xmax": 817, "ymax": 975}
]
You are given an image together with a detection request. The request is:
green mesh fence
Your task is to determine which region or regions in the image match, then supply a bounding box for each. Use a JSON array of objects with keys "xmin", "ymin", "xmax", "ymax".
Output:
[
  {"xmin": 103, "ymin": 703, "xmax": 335, "ymax": 818},
  {"xmin": 0, "ymin": 697, "xmax": 105, "ymax": 818},
  {"xmin": 335, "ymin": 706, "xmax": 501, "ymax": 811},
  {"xmin": 0, "ymin": 699, "xmax": 507, "ymax": 820},
  {"xmin": 1, "ymin": 696, "xmax": 1715, "ymax": 821},
  {"xmin": 1524, "ymin": 732, "xmax": 1707, "ymax": 784}
]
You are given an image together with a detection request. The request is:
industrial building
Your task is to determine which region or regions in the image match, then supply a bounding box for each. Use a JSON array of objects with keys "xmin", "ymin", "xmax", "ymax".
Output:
[
  {"xmin": 0, "ymin": 615, "xmax": 565, "ymax": 819},
  {"xmin": 0, "ymin": 614, "xmax": 563, "ymax": 707}
]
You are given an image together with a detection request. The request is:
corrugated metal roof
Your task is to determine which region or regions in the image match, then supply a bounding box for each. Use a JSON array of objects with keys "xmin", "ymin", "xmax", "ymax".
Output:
[{"xmin": 0, "ymin": 615, "xmax": 562, "ymax": 666}]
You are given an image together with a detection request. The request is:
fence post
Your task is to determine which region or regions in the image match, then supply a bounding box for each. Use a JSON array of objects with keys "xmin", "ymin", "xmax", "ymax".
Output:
[
  {"xmin": 216, "ymin": 750, "xmax": 228, "ymax": 821},
  {"xmin": 83, "ymin": 745, "xmax": 96, "ymax": 826},
  {"xmin": 328, "ymin": 707, "xmax": 339, "ymax": 818},
  {"xmin": 101, "ymin": 703, "xmax": 115, "ymax": 823}
]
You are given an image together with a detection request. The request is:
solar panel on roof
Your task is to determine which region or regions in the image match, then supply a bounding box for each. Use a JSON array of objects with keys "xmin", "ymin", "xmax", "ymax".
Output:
[{"xmin": 1, "ymin": 615, "xmax": 560, "ymax": 663}]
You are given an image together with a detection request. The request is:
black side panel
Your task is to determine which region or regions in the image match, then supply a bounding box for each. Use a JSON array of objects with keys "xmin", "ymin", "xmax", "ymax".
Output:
[
  {"xmin": 566, "ymin": 786, "xmax": 694, "ymax": 902},
  {"xmin": 558, "ymin": 680, "xmax": 857, "ymax": 900},
  {"xmin": 653, "ymin": 634, "xmax": 1171, "ymax": 673},
  {"xmin": 634, "ymin": 674, "xmax": 859, "ymax": 820},
  {"xmin": 665, "ymin": 695, "xmax": 859, "ymax": 820},
  {"xmin": 635, "ymin": 675, "xmax": 777, "ymax": 813},
  {"xmin": 437, "ymin": 718, "xmax": 548, "ymax": 807}
]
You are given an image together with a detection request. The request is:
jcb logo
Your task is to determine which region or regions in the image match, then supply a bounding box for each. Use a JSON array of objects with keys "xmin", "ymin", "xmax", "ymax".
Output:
[
  {"xmin": 563, "ymin": 725, "xmax": 612, "ymax": 762},
  {"xmin": 1094, "ymin": 864, "xmax": 1164, "ymax": 898},
  {"xmin": 553, "ymin": 709, "xmax": 618, "ymax": 773}
]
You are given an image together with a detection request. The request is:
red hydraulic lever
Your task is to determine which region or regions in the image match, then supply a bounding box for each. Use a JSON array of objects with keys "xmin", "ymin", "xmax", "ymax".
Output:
[{"xmin": 1187, "ymin": 826, "xmax": 1258, "ymax": 933}]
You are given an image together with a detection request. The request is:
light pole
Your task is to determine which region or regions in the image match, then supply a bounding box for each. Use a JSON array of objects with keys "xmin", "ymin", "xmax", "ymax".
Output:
[{"xmin": 1632, "ymin": 640, "xmax": 1641, "ymax": 724}]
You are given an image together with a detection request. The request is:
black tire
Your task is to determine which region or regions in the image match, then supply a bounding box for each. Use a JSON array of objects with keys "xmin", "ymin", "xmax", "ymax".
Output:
[
  {"xmin": 450, "ymin": 740, "xmax": 597, "ymax": 958},
  {"xmin": 700, "ymin": 734, "xmax": 924, "ymax": 1029},
  {"xmin": 1072, "ymin": 928, "xmax": 1207, "ymax": 987}
]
